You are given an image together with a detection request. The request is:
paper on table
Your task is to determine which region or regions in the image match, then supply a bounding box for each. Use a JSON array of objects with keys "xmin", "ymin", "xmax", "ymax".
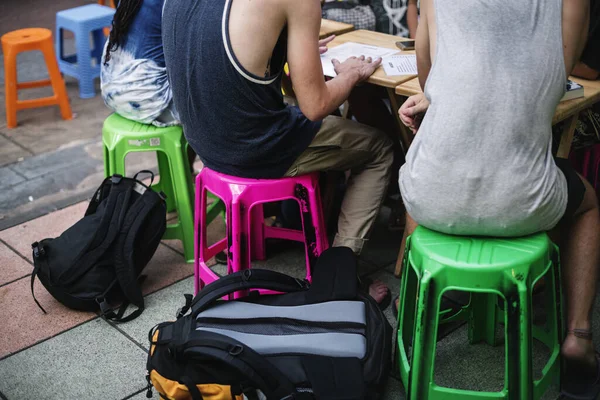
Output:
[
  {"xmin": 321, "ymin": 42, "xmax": 399, "ymax": 77},
  {"xmin": 381, "ymin": 54, "xmax": 418, "ymax": 76}
]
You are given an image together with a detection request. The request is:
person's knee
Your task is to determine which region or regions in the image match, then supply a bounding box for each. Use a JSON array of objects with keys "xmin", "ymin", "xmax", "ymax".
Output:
[
  {"xmin": 577, "ymin": 176, "xmax": 599, "ymax": 216},
  {"xmin": 375, "ymin": 129, "xmax": 394, "ymax": 169}
]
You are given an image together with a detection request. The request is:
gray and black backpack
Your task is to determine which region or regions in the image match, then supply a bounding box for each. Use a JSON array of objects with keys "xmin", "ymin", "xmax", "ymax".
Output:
[{"xmin": 146, "ymin": 247, "xmax": 392, "ymax": 400}]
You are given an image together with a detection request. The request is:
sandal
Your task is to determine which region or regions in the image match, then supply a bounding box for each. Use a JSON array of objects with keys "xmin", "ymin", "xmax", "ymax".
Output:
[{"xmin": 561, "ymin": 330, "xmax": 600, "ymax": 400}]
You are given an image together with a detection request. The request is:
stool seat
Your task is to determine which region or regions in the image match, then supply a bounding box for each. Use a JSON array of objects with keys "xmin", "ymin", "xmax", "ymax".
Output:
[
  {"xmin": 1, "ymin": 28, "xmax": 72, "ymax": 128},
  {"xmin": 57, "ymin": 4, "xmax": 115, "ymax": 21},
  {"xmin": 195, "ymin": 168, "xmax": 329, "ymax": 297},
  {"xmin": 2, "ymin": 28, "xmax": 51, "ymax": 46},
  {"xmin": 397, "ymin": 226, "xmax": 562, "ymax": 400},
  {"xmin": 410, "ymin": 229, "xmax": 551, "ymax": 275}
]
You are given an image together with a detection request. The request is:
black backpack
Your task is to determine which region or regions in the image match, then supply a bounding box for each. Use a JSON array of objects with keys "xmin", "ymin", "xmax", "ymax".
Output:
[
  {"xmin": 146, "ymin": 247, "xmax": 392, "ymax": 400},
  {"xmin": 31, "ymin": 171, "xmax": 167, "ymax": 322}
]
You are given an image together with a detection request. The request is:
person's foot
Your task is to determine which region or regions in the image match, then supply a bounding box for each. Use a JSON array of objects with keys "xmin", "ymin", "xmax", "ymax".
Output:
[
  {"xmin": 561, "ymin": 330, "xmax": 600, "ymax": 399},
  {"xmin": 562, "ymin": 331, "xmax": 597, "ymax": 368},
  {"xmin": 368, "ymin": 280, "xmax": 390, "ymax": 304}
]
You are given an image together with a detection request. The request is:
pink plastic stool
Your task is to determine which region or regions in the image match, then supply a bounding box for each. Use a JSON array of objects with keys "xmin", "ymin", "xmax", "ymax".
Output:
[{"xmin": 194, "ymin": 168, "xmax": 329, "ymax": 297}]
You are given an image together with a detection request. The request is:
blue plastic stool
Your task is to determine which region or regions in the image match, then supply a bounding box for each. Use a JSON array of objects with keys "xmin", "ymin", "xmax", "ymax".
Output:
[{"xmin": 56, "ymin": 4, "xmax": 115, "ymax": 99}]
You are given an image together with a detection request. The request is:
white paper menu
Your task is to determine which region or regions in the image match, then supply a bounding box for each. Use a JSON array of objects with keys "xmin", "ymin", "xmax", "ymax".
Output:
[
  {"xmin": 381, "ymin": 54, "xmax": 418, "ymax": 76},
  {"xmin": 321, "ymin": 42, "xmax": 399, "ymax": 77}
]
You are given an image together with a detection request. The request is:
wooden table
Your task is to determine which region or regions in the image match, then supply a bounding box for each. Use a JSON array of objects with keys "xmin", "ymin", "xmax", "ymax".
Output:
[
  {"xmin": 329, "ymin": 30, "xmax": 418, "ymax": 149},
  {"xmin": 553, "ymin": 78, "xmax": 600, "ymax": 157},
  {"xmin": 395, "ymin": 76, "xmax": 600, "ymax": 157},
  {"xmin": 320, "ymin": 19, "xmax": 355, "ymax": 39}
]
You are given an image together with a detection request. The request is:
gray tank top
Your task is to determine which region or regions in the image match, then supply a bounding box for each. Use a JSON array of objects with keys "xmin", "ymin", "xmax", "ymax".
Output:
[{"xmin": 399, "ymin": 0, "xmax": 568, "ymax": 237}]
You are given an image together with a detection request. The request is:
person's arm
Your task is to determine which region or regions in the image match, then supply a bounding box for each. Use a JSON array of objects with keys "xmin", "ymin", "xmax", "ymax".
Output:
[
  {"xmin": 562, "ymin": 0, "xmax": 590, "ymax": 77},
  {"xmin": 284, "ymin": 0, "xmax": 381, "ymax": 121},
  {"xmin": 398, "ymin": 0, "xmax": 431, "ymax": 134},
  {"xmin": 407, "ymin": 0, "xmax": 419, "ymax": 39},
  {"xmin": 415, "ymin": 0, "xmax": 432, "ymax": 91},
  {"xmin": 573, "ymin": 5, "xmax": 600, "ymax": 80},
  {"xmin": 572, "ymin": 61, "xmax": 600, "ymax": 80}
]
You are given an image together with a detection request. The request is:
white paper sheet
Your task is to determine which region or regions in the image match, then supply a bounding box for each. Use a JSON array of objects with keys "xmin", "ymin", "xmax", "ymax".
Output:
[
  {"xmin": 381, "ymin": 54, "xmax": 418, "ymax": 76},
  {"xmin": 321, "ymin": 42, "xmax": 399, "ymax": 77}
]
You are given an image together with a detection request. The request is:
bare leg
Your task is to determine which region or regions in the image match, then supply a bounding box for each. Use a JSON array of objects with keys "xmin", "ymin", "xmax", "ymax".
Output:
[
  {"xmin": 394, "ymin": 213, "xmax": 418, "ymax": 277},
  {"xmin": 560, "ymin": 175, "xmax": 600, "ymax": 369},
  {"xmin": 395, "ymin": 213, "xmax": 418, "ymax": 310}
]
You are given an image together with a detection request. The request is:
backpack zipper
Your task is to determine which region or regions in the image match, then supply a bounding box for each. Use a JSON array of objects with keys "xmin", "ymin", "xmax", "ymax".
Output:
[{"xmin": 195, "ymin": 316, "xmax": 366, "ymax": 335}]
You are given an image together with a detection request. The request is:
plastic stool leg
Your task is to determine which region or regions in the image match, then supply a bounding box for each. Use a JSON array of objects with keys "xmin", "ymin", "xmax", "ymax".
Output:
[
  {"xmin": 228, "ymin": 200, "xmax": 250, "ymax": 299},
  {"xmin": 92, "ymin": 29, "xmax": 105, "ymax": 66},
  {"xmin": 408, "ymin": 272, "xmax": 440, "ymax": 400},
  {"xmin": 168, "ymin": 142, "xmax": 195, "ymax": 263},
  {"xmin": 250, "ymin": 204, "xmax": 266, "ymax": 261},
  {"xmin": 397, "ymin": 247, "xmax": 418, "ymax": 388},
  {"xmin": 75, "ymin": 28, "xmax": 95, "ymax": 98},
  {"xmin": 41, "ymin": 38, "xmax": 72, "ymax": 121},
  {"xmin": 194, "ymin": 175, "xmax": 205, "ymax": 295},
  {"xmin": 102, "ymin": 144, "xmax": 111, "ymax": 176},
  {"xmin": 55, "ymin": 26, "xmax": 64, "ymax": 62},
  {"xmin": 2, "ymin": 47, "xmax": 18, "ymax": 128},
  {"xmin": 506, "ymin": 284, "xmax": 534, "ymax": 399},
  {"xmin": 307, "ymin": 182, "xmax": 329, "ymax": 279},
  {"xmin": 155, "ymin": 151, "xmax": 176, "ymax": 212},
  {"xmin": 468, "ymin": 293, "xmax": 498, "ymax": 346}
]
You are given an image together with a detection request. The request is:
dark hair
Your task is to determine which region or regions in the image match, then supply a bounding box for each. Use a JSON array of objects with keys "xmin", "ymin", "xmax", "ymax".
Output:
[{"xmin": 104, "ymin": 0, "xmax": 144, "ymax": 64}]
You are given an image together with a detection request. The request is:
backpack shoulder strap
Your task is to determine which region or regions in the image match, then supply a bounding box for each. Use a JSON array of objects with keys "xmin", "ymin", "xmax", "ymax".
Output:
[
  {"xmin": 57, "ymin": 176, "xmax": 135, "ymax": 286},
  {"xmin": 104, "ymin": 190, "xmax": 164, "ymax": 322},
  {"xmin": 174, "ymin": 330, "xmax": 311, "ymax": 400},
  {"xmin": 187, "ymin": 269, "xmax": 310, "ymax": 317}
]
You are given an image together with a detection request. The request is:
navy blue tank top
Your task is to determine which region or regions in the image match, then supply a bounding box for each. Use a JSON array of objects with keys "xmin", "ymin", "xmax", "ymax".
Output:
[{"xmin": 162, "ymin": 0, "xmax": 321, "ymax": 178}]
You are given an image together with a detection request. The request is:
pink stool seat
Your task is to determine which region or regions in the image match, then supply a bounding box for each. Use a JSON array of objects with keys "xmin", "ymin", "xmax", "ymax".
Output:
[{"xmin": 194, "ymin": 168, "xmax": 329, "ymax": 298}]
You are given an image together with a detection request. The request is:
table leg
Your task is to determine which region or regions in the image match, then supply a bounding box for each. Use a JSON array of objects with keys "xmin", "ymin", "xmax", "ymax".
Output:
[
  {"xmin": 387, "ymin": 88, "xmax": 412, "ymax": 155},
  {"xmin": 341, "ymin": 100, "xmax": 352, "ymax": 119},
  {"xmin": 556, "ymin": 112, "xmax": 580, "ymax": 159}
]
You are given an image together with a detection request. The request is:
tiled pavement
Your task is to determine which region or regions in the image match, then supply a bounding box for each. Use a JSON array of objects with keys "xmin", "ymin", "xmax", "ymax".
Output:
[{"xmin": 2, "ymin": 204, "xmax": 583, "ymax": 399}]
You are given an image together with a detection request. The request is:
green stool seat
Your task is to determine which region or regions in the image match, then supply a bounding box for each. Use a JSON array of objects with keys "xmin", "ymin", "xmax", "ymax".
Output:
[
  {"xmin": 396, "ymin": 226, "xmax": 563, "ymax": 400},
  {"xmin": 102, "ymin": 113, "xmax": 224, "ymax": 263}
]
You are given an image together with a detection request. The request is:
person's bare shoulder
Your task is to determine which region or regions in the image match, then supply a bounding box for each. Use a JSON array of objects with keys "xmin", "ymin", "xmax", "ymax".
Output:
[{"xmin": 279, "ymin": 0, "xmax": 321, "ymax": 22}]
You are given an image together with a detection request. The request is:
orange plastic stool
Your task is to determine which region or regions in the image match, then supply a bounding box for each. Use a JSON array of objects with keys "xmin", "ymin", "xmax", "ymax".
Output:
[
  {"xmin": 97, "ymin": 0, "xmax": 116, "ymax": 7},
  {"xmin": 1, "ymin": 28, "xmax": 72, "ymax": 129},
  {"xmin": 98, "ymin": 0, "xmax": 116, "ymax": 36}
]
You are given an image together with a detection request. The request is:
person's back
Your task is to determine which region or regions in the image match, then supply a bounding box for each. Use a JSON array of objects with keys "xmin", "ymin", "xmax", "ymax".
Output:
[
  {"xmin": 162, "ymin": 0, "xmax": 320, "ymax": 178},
  {"xmin": 101, "ymin": 0, "xmax": 178, "ymax": 126},
  {"xmin": 400, "ymin": 0, "xmax": 567, "ymax": 236}
]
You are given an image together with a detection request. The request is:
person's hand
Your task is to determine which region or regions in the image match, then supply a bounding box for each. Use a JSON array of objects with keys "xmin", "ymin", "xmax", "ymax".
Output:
[
  {"xmin": 332, "ymin": 55, "xmax": 382, "ymax": 82},
  {"xmin": 319, "ymin": 35, "xmax": 335, "ymax": 54},
  {"xmin": 399, "ymin": 93, "xmax": 429, "ymax": 134}
]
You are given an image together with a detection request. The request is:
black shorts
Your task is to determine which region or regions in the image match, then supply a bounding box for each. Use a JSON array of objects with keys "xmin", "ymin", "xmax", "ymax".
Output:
[{"xmin": 555, "ymin": 157, "xmax": 586, "ymax": 223}]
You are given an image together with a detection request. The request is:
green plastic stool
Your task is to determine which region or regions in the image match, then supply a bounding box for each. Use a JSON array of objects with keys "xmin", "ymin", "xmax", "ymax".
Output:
[
  {"xmin": 102, "ymin": 113, "xmax": 224, "ymax": 263},
  {"xmin": 396, "ymin": 226, "xmax": 563, "ymax": 400}
]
